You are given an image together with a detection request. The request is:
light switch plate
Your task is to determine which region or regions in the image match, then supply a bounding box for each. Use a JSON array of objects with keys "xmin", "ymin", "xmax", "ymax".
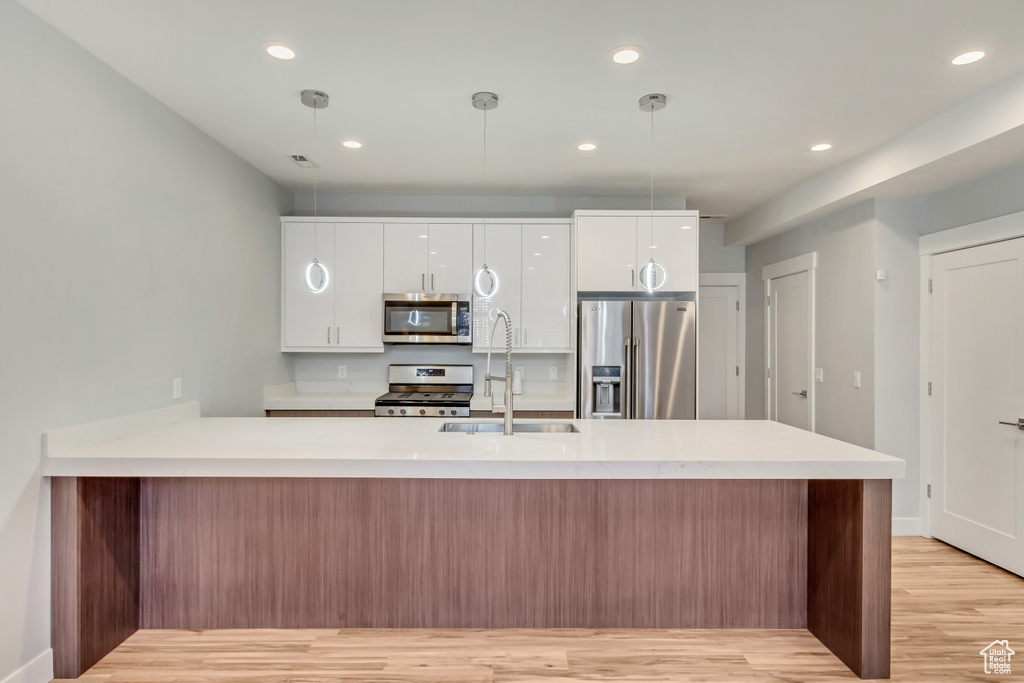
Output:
[
  {"xmin": 172, "ymin": 378, "xmax": 182, "ymax": 399},
  {"xmin": 338, "ymin": 365, "xmax": 347, "ymax": 379},
  {"xmin": 853, "ymin": 371, "xmax": 862, "ymax": 388},
  {"xmin": 814, "ymin": 368, "xmax": 824, "ymax": 383},
  {"xmin": 549, "ymin": 367, "xmax": 558, "ymax": 380}
]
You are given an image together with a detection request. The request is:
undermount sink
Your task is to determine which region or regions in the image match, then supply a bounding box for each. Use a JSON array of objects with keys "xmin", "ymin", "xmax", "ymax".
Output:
[{"xmin": 439, "ymin": 421, "xmax": 580, "ymax": 434}]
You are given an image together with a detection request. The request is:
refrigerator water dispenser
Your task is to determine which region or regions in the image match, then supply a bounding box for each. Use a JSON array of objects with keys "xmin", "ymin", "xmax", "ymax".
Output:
[{"xmin": 591, "ymin": 366, "xmax": 622, "ymax": 417}]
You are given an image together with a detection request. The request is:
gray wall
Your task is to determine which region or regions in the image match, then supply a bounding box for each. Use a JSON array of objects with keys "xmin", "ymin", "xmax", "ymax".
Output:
[
  {"xmin": 922, "ymin": 156, "xmax": 1024, "ymax": 235},
  {"xmin": 699, "ymin": 222, "xmax": 746, "ymax": 273},
  {"xmin": 745, "ymin": 201, "xmax": 877, "ymax": 449},
  {"xmin": 293, "ymin": 192, "xmax": 687, "ymax": 218},
  {"xmin": 0, "ymin": 1, "xmax": 292, "ymax": 679}
]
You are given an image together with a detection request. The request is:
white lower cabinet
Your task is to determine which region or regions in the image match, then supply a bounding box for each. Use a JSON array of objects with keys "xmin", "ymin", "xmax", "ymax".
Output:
[
  {"xmin": 473, "ymin": 223, "xmax": 571, "ymax": 353},
  {"xmin": 282, "ymin": 222, "xmax": 384, "ymax": 352}
]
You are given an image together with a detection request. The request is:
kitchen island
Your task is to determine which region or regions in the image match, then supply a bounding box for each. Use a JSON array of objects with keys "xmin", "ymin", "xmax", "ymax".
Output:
[{"xmin": 44, "ymin": 402, "xmax": 903, "ymax": 680}]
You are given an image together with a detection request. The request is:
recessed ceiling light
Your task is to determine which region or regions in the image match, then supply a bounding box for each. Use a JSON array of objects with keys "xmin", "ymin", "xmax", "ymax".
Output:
[
  {"xmin": 533, "ymin": 253, "xmax": 542, "ymax": 256},
  {"xmin": 541, "ymin": 235, "xmax": 550, "ymax": 239},
  {"xmin": 342, "ymin": 140, "xmax": 362, "ymax": 149},
  {"xmin": 578, "ymin": 143, "xmax": 597, "ymax": 151},
  {"xmin": 810, "ymin": 143, "xmax": 832, "ymax": 152},
  {"xmin": 266, "ymin": 44, "xmax": 295, "ymax": 60},
  {"xmin": 952, "ymin": 50, "xmax": 986, "ymax": 65},
  {"xmin": 611, "ymin": 46, "xmax": 644, "ymax": 64}
]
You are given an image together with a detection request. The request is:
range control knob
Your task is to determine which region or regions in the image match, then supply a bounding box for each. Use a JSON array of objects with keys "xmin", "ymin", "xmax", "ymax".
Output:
[
  {"xmin": 419, "ymin": 408, "xmax": 426, "ymax": 415},
  {"xmin": 399, "ymin": 408, "xmax": 407, "ymax": 415},
  {"xmin": 387, "ymin": 408, "xmax": 395, "ymax": 415},
  {"xmin": 438, "ymin": 409, "xmax": 445, "ymax": 416}
]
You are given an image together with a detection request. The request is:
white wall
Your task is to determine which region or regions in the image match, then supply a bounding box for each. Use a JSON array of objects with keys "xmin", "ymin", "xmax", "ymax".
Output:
[
  {"xmin": 0, "ymin": 2, "xmax": 292, "ymax": 680},
  {"xmin": 745, "ymin": 201, "xmax": 877, "ymax": 449}
]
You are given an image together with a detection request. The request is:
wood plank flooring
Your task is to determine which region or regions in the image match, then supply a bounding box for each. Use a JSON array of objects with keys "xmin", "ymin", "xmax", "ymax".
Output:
[{"xmin": 54, "ymin": 537, "xmax": 1024, "ymax": 682}]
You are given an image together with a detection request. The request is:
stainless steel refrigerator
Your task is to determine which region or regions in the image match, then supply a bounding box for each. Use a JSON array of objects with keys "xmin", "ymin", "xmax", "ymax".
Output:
[{"xmin": 577, "ymin": 299, "xmax": 697, "ymax": 419}]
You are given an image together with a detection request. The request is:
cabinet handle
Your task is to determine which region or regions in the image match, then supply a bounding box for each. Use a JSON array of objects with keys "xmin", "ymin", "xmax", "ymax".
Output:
[
  {"xmin": 431, "ymin": 273, "xmax": 435, "ymax": 292},
  {"xmin": 515, "ymin": 328, "xmax": 519, "ymax": 346},
  {"xmin": 327, "ymin": 326, "xmax": 331, "ymax": 344},
  {"xmin": 336, "ymin": 326, "xmax": 340, "ymax": 345},
  {"xmin": 523, "ymin": 328, "xmax": 528, "ymax": 346},
  {"xmin": 631, "ymin": 269, "xmax": 635, "ymax": 288},
  {"xmin": 421, "ymin": 273, "xmax": 426, "ymax": 292}
]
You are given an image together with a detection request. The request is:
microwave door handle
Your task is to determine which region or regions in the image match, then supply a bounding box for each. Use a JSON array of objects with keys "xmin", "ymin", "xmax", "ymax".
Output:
[{"xmin": 451, "ymin": 303, "xmax": 458, "ymax": 332}]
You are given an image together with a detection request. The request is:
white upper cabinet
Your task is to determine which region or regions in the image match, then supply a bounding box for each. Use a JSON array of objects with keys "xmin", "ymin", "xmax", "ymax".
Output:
[
  {"xmin": 472, "ymin": 223, "xmax": 572, "ymax": 353},
  {"xmin": 282, "ymin": 221, "xmax": 384, "ymax": 352},
  {"xmin": 635, "ymin": 214, "xmax": 698, "ymax": 292},
  {"xmin": 521, "ymin": 224, "xmax": 571, "ymax": 350},
  {"xmin": 576, "ymin": 211, "xmax": 699, "ymax": 293},
  {"xmin": 383, "ymin": 223, "xmax": 429, "ymax": 292},
  {"xmin": 576, "ymin": 215, "xmax": 638, "ymax": 291},
  {"xmin": 383, "ymin": 223, "xmax": 473, "ymax": 293},
  {"xmin": 472, "ymin": 224, "xmax": 522, "ymax": 352},
  {"xmin": 427, "ymin": 223, "xmax": 473, "ymax": 293},
  {"xmin": 334, "ymin": 224, "xmax": 384, "ymax": 350},
  {"xmin": 283, "ymin": 221, "xmax": 336, "ymax": 348}
]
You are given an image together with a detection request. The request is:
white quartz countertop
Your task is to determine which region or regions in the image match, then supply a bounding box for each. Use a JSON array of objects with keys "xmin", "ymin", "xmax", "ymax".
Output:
[
  {"xmin": 263, "ymin": 383, "xmax": 574, "ymax": 412},
  {"xmin": 42, "ymin": 403, "xmax": 905, "ymax": 480}
]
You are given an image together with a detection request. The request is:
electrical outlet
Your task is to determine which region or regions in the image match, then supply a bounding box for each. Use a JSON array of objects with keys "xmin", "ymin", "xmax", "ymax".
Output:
[
  {"xmin": 853, "ymin": 371, "xmax": 862, "ymax": 389},
  {"xmin": 549, "ymin": 367, "xmax": 558, "ymax": 380},
  {"xmin": 814, "ymin": 368, "xmax": 824, "ymax": 383},
  {"xmin": 172, "ymin": 378, "xmax": 182, "ymax": 399},
  {"xmin": 338, "ymin": 365, "xmax": 347, "ymax": 379}
]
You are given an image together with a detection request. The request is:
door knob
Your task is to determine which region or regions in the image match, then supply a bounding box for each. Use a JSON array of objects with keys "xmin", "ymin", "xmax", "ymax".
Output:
[
  {"xmin": 792, "ymin": 390, "xmax": 808, "ymax": 398},
  {"xmin": 998, "ymin": 418, "xmax": 1024, "ymax": 430}
]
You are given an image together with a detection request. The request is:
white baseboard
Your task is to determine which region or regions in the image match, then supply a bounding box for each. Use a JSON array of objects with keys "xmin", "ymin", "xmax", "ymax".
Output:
[
  {"xmin": 0, "ymin": 650, "xmax": 53, "ymax": 683},
  {"xmin": 892, "ymin": 517, "xmax": 922, "ymax": 536}
]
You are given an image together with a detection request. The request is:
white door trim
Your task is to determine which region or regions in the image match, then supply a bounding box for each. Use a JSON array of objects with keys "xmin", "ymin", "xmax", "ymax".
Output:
[
  {"xmin": 763, "ymin": 253, "xmax": 817, "ymax": 430},
  {"xmin": 920, "ymin": 209, "xmax": 1024, "ymax": 256},
  {"xmin": 919, "ymin": 209, "xmax": 1024, "ymax": 538},
  {"xmin": 700, "ymin": 273, "xmax": 746, "ymax": 419}
]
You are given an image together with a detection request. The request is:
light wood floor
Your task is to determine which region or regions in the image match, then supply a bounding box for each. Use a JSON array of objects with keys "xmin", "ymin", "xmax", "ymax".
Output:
[{"xmin": 55, "ymin": 537, "xmax": 1024, "ymax": 682}]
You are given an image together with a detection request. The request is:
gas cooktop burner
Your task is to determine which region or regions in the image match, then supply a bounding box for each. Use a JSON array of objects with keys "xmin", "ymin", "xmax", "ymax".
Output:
[{"xmin": 374, "ymin": 364, "xmax": 473, "ymax": 417}]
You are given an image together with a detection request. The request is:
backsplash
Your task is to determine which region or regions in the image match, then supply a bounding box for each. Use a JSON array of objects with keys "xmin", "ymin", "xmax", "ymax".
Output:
[{"xmin": 292, "ymin": 345, "xmax": 573, "ymax": 397}]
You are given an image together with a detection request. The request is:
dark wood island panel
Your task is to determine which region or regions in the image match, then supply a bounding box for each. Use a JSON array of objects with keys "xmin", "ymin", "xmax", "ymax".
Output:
[{"xmin": 51, "ymin": 476, "xmax": 892, "ymax": 679}]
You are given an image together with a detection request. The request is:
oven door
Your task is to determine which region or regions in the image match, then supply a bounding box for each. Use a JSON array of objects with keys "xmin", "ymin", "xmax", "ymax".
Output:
[{"xmin": 382, "ymin": 294, "xmax": 471, "ymax": 344}]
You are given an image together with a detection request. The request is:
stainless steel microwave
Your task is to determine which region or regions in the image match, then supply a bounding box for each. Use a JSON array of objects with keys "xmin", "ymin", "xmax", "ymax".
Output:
[{"xmin": 382, "ymin": 293, "xmax": 472, "ymax": 344}]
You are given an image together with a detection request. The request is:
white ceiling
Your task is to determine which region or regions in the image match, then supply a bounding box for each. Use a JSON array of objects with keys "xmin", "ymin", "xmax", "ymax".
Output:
[{"xmin": 18, "ymin": 0, "xmax": 1024, "ymax": 220}]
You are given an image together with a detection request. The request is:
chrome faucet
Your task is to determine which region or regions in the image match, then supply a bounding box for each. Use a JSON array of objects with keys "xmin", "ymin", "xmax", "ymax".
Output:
[{"xmin": 483, "ymin": 309, "xmax": 514, "ymax": 435}]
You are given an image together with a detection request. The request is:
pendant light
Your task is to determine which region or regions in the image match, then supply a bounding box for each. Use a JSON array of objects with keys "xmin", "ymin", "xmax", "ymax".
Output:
[
  {"xmin": 472, "ymin": 91, "xmax": 500, "ymax": 299},
  {"xmin": 639, "ymin": 93, "xmax": 667, "ymax": 292},
  {"xmin": 301, "ymin": 89, "xmax": 330, "ymax": 294}
]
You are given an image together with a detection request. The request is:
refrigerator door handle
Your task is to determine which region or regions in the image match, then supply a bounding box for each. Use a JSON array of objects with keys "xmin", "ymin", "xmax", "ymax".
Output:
[
  {"xmin": 632, "ymin": 337, "xmax": 640, "ymax": 419},
  {"xmin": 623, "ymin": 337, "xmax": 631, "ymax": 420}
]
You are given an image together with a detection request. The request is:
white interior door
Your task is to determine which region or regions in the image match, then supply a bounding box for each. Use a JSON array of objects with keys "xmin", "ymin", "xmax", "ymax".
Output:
[
  {"xmin": 767, "ymin": 269, "xmax": 812, "ymax": 430},
  {"xmin": 698, "ymin": 285, "xmax": 740, "ymax": 419},
  {"xmin": 930, "ymin": 237, "xmax": 1024, "ymax": 575}
]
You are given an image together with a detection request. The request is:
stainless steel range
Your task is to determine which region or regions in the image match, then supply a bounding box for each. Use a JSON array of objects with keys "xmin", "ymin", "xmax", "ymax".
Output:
[{"xmin": 374, "ymin": 364, "xmax": 473, "ymax": 417}]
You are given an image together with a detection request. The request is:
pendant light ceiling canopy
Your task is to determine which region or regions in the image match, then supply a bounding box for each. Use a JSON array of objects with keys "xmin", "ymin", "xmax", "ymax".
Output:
[
  {"xmin": 302, "ymin": 89, "xmax": 330, "ymax": 294},
  {"xmin": 472, "ymin": 91, "xmax": 500, "ymax": 299},
  {"xmin": 639, "ymin": 92, "xmax": 667, "ymax": 292}
]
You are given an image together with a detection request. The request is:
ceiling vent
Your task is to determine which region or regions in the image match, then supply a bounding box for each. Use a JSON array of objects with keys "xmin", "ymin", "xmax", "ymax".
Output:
[
  {"xmin": 700, "ymin": 215, "xmax": 727, "ymax": 220},
  {"xmin": 290, "ymin": 154, "xmax": 317, "ymax": 168}
]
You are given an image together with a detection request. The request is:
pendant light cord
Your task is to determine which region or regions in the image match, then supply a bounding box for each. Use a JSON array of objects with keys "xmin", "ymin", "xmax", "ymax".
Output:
[
  {"xmin": 483, "ymin": 106, "xmax": 488, "ymax": 260},
  {"xmin": 649, "ymin": 105, "xmax": 655, "ymax": 256},
  {"xmin": 313, "ymin": 101, "xmax": 319, "ymax": 260}
]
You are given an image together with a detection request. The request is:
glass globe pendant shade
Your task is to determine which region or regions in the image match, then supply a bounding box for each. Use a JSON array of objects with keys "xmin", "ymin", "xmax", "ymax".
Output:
[
  {"xmin": 304, "ymin": 258, "xmax": 330, "ymax": 294},
  {"xmin": 473, "ymin": 263, "xmax": 500, "ymax": 298}
]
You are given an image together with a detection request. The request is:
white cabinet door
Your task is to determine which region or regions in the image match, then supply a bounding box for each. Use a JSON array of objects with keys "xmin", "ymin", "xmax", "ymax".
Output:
[
  {"xmin": 335, "ymin": 223, "xmax": 384, "ymax": 350},
  {"xmin": 473, "ymin": 224, "xmax": 522, "ymax": 352},
  {"xmin": 384, "ymin": 223, "xmax": 429, "ymax": 292},
  {"xmin": 282, "ymin": 222, "xmax": 336, "ymax": 348},
  {"xmin": 521, "ymin": 224, "xmax": 571, "ymax": 350},
  {"xmin": 577, "ymin": 216, "xmax": 637, "ymax": 291},
  {"xmin": 428, "ymin": 223, "xmax": 473, "ymax": 293},
  {"xmin": 637, "ymin": 214, "xmax": 698, "ymax": 292}
]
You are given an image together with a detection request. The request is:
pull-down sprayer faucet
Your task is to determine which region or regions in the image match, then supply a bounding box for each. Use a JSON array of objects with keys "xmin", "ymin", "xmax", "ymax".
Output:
[{"xmin": 483, "ymin": 310, "xmax": 514, "ymax": 435}]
